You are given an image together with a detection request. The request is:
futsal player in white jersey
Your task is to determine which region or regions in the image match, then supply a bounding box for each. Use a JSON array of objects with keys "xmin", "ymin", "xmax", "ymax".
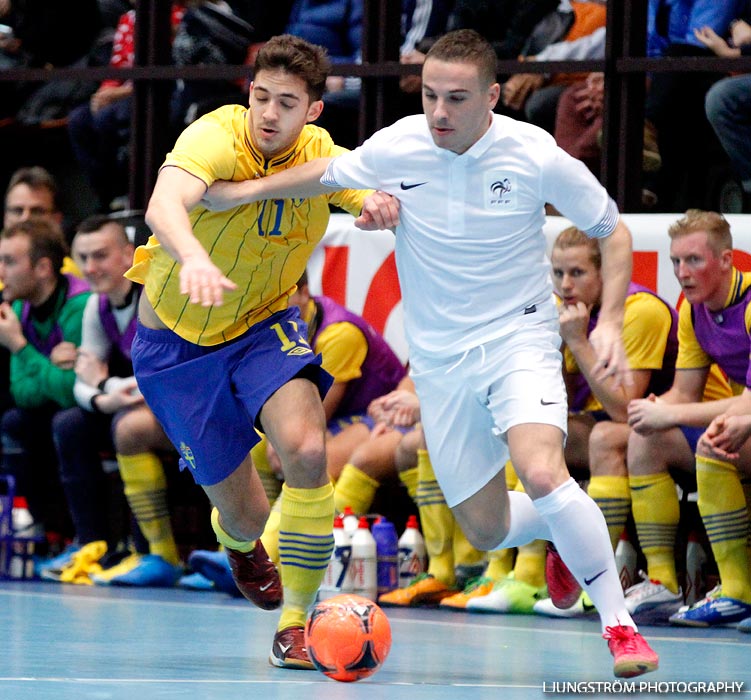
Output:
[{"xmin": 199, "ymin": 29, "xmax": 658, "ymax": 678}]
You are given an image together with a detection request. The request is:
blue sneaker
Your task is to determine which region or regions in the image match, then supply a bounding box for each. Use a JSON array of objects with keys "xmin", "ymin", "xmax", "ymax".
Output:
[
  {"xmin": 668, "ymin": 591, "xmax": 751, "ymax": 627},
  {"xmin": 737, "ymin": 616, "xmax": 751, "ymax": 633},
  {"xmin": 92, "ymin": 554, "xmax": 182, "ymax": 588},
  {"xmin": 188, "ymin": 549, "xmax": 242, "ymax": 597},
  {"xmin": 37, "ymin": 543, "xmax": 82, "ymax": 580},
  {"xmin": 178, "ymin": 572, "xmax": 216, "ymax": 591}
]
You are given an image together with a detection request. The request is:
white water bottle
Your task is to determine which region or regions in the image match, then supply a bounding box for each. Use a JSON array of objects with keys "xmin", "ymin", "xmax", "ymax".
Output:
[
  {"xmin": 319, "ymin": 515, "xmax": 353, "ymax": 600},
  {"xmin": 684, "ymin": 531, "xmax": 707, "ymax": 606},
  {"xmin": 341, "ymin": 505, "xmax": 359, "ymax": 539},
  {"xmin": 349, "ymin": 516, "xmax": 377, "ymax": 601},
  {"xmin": 614, "ymin": 530, "xmax": 638, "ymax": 592},
  {"xmin": 398, "ymin": 514, "xmax": 426, "ymax": 588}
]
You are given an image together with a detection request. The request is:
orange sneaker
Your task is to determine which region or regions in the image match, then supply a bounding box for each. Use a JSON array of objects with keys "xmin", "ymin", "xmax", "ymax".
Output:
[
  {"xmin": 269, "ymin": 626, "xmax": 314, "ymax": 670},
  {"xmin": 378, "ymin": 574, "xmax": 453, "ymax": 607},
  {"xmin": 545, "ymin": 543, "xmax": 581, "ymax": 609},
  {"xmin": 604, "ymin": 625, "xmax": 659, "ymax": 678},
  {"xmin": 440, "ymin": 576, "xmax": 494, "ymax": 610}
]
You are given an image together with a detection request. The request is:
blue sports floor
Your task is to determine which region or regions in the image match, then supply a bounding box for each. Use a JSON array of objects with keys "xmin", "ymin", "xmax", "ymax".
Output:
[{"xmin": 0, "ymin": 579, "xmax": 749, "ymax": 700}]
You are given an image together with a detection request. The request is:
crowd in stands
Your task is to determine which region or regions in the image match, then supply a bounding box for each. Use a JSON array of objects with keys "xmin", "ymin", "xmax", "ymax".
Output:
[{"xmin": 0, "ymin": 0, "xmax": 751, "ymax": 652}]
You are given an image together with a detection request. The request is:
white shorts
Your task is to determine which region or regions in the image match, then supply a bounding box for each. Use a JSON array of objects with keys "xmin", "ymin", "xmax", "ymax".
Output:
[{"xmin": 410, "ymin": 314, "xmax": 567, "ymax": 507}]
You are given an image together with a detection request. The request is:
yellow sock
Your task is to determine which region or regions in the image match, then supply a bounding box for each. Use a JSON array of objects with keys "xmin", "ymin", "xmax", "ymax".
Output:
[
  {"xmin": 588, "ymin": 475, "xmax": 631, "ymax": 550},
  {"xmin": 416, "ymin": 449, "xmax": 455, "ymax": 587},
  {"xmin": 485, "ymin": 548, "xmax": 515, "ymax": 581},
  {"xmin": 453, "ymin": 526, "xmax": 485, "ymax": 568},
  {"xmin": 629, "ymin": 472, "xmax": 680, "ymax": 593},
  {"xmin": 513, "ymin": 540, "xmax": 546, "ymax": 588},
  {"xmin": 251, "ymin": 435, "xmax": 282, "ymax": 504},
  {"xmin": 697, "ymin": 456, "xmax": 751, "ymax": 601},
  {"xmin": 211, "ymin": 507, "xmax": 255, "ymax": 553},
  {"xmin": 399, "ymin": 466, "xmax": 419, "ymax": 501},
  {"xmin": 277, "ymin": 482, "xmax": 335, "ymax": 631},
  {"xmin": 260, "ymin": 495, "xmax": 282, "ymax": 565},
  {"xmin": 742, "ymin": 478, "xmax": 751, "ymax": 577},
  {"xmin": 333, "ymin": 463, "xmax": 379, "ymax": 515},
  {"xmin": 117, "ymin": 452, "xmax": 179, "ymax": 565}
]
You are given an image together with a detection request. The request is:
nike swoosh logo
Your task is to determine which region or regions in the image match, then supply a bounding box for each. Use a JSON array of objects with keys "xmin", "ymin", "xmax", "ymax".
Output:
[
  {"xmin": 259, "ymin": 582, "xmax": 273, "ymax": 591},
  {"xmin": 584, "ymin": 569, "xmax": 607, "ymax": 586},
  {"xmin": 540, "ymin": 399, "xmax": 560, "ymax": 406},
  {"xmin": 278, "ymin": 643, "xmax": 291, "ymax": 654},
  {"xmin": 400, "ymin": 181, "xmax": 427, "ymax": 190},
  {"xmin": 629, "ymin": 484, "xmax": 651, "ymax": 491}
]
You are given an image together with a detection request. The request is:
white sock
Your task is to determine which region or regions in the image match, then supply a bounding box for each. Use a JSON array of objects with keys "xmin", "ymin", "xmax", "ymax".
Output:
[
  {"xmin": 490, "ymin": 491, "xmax": 552, "ymax": 550},
  {"xmin": 534, "ymin": 478, "xmax": 636, "ymax": 632}
]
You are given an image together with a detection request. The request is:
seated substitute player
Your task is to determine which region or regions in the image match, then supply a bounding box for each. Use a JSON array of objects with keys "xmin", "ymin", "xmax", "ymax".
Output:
[
  {"xmin": 0, "ymin": 219, "xmax": 90, "ymax": 541},
  {"xmin": 44, "ymin": 215, "xmax": 183, "ymax": 587},
  {"xmin": 627, "ymin": 209, "xmax": 751, "ymax": 627},
  {"xmin": 125, "ymin": 35, "xmax": 398, "ymax": 669},
  {"xmin": 199, "ymin": 29, "xmax": 659, "ymax": 678}
]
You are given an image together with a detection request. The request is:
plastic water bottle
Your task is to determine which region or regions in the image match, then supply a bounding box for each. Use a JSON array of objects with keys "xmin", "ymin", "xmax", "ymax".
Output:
[
  {"xmin": 372, "ymin": 516, "xmax": 399, "ymax": 596},
  {"xmin": 350, "ymin": 516, "xmax": 377, "ymax": 601},
  {"xmin": 398, "ymin": 514, "xmax": 426, "ymax": 588},
  {"xmin": 319, "ymin": 515, "xmax": 353, "ymax": 600},
  {"xmin": 684, "ymin": 531, "xmax": 708, "ymax": 606},
  {"xmin": 341, "ymin": 505, "xmax": 359, "ymax": 539},
  {"xmin": 614, "ymin": 530, "xmax": 638, "ymax": 592},
  {"xmin": 11, "ymin": 496, "xmax": 33, "ymax": 533}
]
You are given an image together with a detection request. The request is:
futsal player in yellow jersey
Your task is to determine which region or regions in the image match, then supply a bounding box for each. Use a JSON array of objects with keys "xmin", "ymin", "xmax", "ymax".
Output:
[{"xmin": 125, "ymin": 35, "xmax": 398, "ymax": 669}]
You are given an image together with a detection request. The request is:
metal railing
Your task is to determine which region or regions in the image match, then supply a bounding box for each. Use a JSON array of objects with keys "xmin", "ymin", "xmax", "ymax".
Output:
[{"xmin": 0, "ymin": 0, "xmax": 749, "ymax": 212}]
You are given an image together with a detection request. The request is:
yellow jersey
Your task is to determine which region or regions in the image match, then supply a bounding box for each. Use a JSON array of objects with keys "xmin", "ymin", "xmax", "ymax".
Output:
[{"xmin": 127, "ymin": 105, "xmax": 367, "ymax": 345}]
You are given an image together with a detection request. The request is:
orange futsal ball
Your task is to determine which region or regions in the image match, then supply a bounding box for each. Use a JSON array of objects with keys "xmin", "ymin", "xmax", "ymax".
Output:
[{"xmin": 304, "ymin": 594, "xmax": 392, "ymax": 682}]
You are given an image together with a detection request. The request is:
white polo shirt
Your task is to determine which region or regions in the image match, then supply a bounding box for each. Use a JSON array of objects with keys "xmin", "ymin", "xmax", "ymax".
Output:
[{"xmin": 323, "ymin": 113, "xmax": 619, "ymax": 359}]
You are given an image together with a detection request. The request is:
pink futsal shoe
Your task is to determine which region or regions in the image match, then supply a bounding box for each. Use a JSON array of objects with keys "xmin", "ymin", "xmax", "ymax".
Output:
[
  {"xmin": 603, "ymin": 625, "xmax": 659, "ymax": 678},
  {"xmin": 545, "ymin": 542, "xmax": 582, "ymax": 609},
  {"xmin": 226, "ymin": 540, "xmax": 282, "ymax": 610}
]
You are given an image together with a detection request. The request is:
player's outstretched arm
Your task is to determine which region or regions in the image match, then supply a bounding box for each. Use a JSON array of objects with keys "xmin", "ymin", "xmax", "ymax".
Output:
[
  {"xmin": 146, "ymin": 166, "xmax": 237, "ymax": 307},
  {"xmin": 201, "ymin": 158, "xmax": 336, "ymax": 211}
]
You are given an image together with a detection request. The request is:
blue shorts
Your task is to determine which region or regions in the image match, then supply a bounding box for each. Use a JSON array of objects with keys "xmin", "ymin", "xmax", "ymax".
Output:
[
  {"xmin": 680, "ymin": 425, "xmax": 705, "ymax": 454},
  {"xmin": 132, "ymin": 307, "xmax": 332, "ymax": 486}
]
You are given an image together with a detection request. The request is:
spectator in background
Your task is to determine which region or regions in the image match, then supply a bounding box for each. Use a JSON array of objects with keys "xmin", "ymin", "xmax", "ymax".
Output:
[
  {"xmin": 699, "ymin": 19, "xmax": 751, "ymax": 210},
  {"xmin": 305, "ymin": 0, "xmax": 453, "ymax": 148},
  {"xmin": 643, "ymin": 0, "xmax": 747, "ymax": 211},
  {"xmin": 0, "ymin": 219, "xmax": 90, "ymax": 542},
  {"xmin": 0, "ymin": 0, "xmax": 102, "ymax": 119},
  {"xmin": 444, "ymin": 0, "xmax": 561, "ymax": 60},
  {"xmin": 500, "ymin": 0, "xmax": 607, "ymax": 134},
  {"xmin": 67, "ymin": 3, "xmax": 187, "ymax": 212}
]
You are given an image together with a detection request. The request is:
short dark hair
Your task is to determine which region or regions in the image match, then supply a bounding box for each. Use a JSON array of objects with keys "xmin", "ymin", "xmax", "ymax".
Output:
[
  {"xmin": 5, "ymin": 166, "xmax": 60, "ymax": 210},
  {"xmin": 254, "ymin": 34, "xmax": 330, "ymax": 101},
  {"xmin": 426, "ymin": 29, "xmax": 498, "ymax": 88},
  {"xmin": 1, "ymin": 219, "xmax": 68, "ymax": 273},
  {"xmin": 75, "ymin": 214, "xmax": 130, "ymax": 245}
]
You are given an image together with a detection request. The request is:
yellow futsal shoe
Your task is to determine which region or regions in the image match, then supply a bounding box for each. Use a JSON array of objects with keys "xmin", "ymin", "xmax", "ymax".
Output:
[
  {"xmin": 57, "ymin": 540, "xmax": 108, "ymax": 585},
  {"xmin": 440, "ymin": 576, "xmax": 495, "ymax": 610},
  {"xmin": 378, "ymin": 574, "xmax": 454, "ymax": 607}
]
